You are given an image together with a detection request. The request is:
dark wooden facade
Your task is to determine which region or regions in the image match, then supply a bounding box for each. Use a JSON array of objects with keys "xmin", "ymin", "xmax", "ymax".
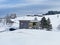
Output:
[
  {"xmin": 19, "ymin": 20, "xmax": 40, "ymax": 29},
  {"xmin": 19, "ymin": 20, "xmax": 30, "ymax": 29}
]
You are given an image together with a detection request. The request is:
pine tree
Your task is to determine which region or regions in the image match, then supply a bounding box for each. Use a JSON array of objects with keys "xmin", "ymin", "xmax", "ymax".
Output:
[
  {"xmin": 40, "ymin": 17, "xmax": 52, "ymax": 31},
  {"xmin": 40, "ymin": 17, "xmax": 47, "ymax": 29},
  {"xmin": 47, "ymin": 18, "xmax": 50, "ymax": 24},
  {"xmin": 46, "ymin": 18, "xmax": 52, "ymax": 31}
]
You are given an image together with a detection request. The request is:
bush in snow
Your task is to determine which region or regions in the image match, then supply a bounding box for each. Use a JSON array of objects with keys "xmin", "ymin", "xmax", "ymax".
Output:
[{"xmin": 9, "ymin": 28, "xmax": 16, "ymax": 31}]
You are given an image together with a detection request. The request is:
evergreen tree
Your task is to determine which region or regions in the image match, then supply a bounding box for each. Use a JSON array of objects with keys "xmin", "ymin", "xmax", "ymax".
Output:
[
  {"xmin": 40, "ymin": 17, "xmax": 52, "ymax": 31},
  {"xmin": 40, "ymin": 17, "xmax": 47, "ymax": 29},
  {"xmin": 46, "ymin": 18, "xmax": 52, "ymax": 30},
  {"xmin": 47, "ymin": 18, "xmax": 50, "ymax": 24}
]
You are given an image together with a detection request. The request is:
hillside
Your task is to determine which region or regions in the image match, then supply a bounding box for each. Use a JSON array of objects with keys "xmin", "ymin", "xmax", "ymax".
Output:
[
  {"xmin": 43, "ymin": 11, "xmax": 60, "ymax": 15},
  {"xmin": 0, "ymin": 14, "xmax": 60, "ymax": 31},
  {"xmin": 0, "ymin": 14, "xmax": 60, "ymax": 45}
]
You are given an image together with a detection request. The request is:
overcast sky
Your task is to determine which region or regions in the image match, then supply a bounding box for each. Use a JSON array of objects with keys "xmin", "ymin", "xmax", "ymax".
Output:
[{"xmin": 0, "ymin": 0, "xmax": 60, "ymax": 16}]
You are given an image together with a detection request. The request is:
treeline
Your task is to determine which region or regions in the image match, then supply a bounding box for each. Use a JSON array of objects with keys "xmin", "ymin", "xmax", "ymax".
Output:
[{"xmin": 43, "ymin": 11, "xmax": 60, "ymax": 15}]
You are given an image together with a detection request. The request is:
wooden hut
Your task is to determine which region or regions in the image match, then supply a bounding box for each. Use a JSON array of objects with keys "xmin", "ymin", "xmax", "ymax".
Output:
[{"xmin": 19, "ymin": 17, "xmax": 40, "ymax": 29}]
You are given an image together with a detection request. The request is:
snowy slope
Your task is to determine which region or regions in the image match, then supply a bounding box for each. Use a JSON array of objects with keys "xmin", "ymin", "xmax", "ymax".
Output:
[
  {"xmin": 0, "ymin": 29, "xmax": 60, "ymax": 45},
  {"xmin": 45, "ymin": 14, "xmax": 60, "ymax": 31},
  {"xmin": 0, "ymin": 14, "xmax": 60, "ymax": 31},
  {"xmin": 0, "ymin": 14, "xmax": 60, "ymax": 45}
]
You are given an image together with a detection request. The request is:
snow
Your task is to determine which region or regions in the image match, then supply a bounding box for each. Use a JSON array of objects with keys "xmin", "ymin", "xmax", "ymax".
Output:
[
  {"xmin": 1, "ymin": 14, "xmax": 60, "ymax": 31},
  {"xmin": 0, "ymin": 14, "xmax": 60, "ymax": 45},
  {"xmin": 12, "ymin": 16, "xmax": 42, "ymax": 21},
  {"xmin": 0, "ymin": 29, "xmax": 60, "ymax": 45},
  {"xmin": 45, "ymin": 14, "xmax": 60, "ymax": 31}
]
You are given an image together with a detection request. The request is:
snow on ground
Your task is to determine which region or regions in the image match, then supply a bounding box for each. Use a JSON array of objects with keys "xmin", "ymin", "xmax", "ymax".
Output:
[{"xmin": 0, "ymin": 29, "xmax": 60, "ymax": 45}]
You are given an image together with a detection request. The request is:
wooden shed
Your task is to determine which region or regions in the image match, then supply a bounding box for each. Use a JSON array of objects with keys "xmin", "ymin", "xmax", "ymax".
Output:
[{"xmin": 19, "ymin": 17, "xmax": 41, "ymax": 29}]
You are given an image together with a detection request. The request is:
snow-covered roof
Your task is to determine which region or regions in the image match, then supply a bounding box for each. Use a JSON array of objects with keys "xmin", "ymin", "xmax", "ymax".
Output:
[{"xmin": 11, "ymin": 16, "xmax": 42, "ymax": 21}]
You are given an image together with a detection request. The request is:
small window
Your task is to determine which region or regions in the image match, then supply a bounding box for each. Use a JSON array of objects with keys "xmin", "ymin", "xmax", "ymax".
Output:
[{"xmin": 33, "ymin": 22, "xmax": 37, "ymax": 26}]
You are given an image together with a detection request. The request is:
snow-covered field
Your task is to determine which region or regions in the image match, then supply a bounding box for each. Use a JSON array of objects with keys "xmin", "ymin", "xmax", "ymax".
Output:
[
  {"xmin": 0, "ymin": 14, "xmax": 60, "ymax": 45},
  {"xmin": 0, "ymin": 29, "xmax": 60, "ymax": 45}
]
